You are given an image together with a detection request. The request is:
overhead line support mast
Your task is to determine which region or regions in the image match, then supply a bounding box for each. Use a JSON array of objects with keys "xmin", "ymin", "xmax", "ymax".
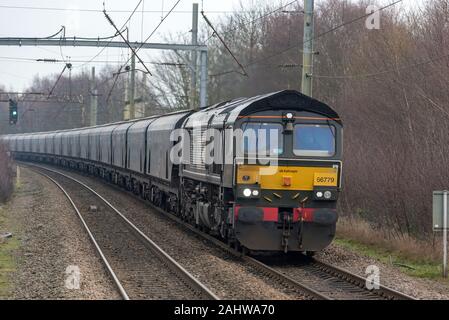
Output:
[
  {"xmin": 0, "ymin": 31, "xmax": 209, "ymax": 111},
  {"xmin": 301, "ymin": 0, "xmax": 314, "ymax": 97}
]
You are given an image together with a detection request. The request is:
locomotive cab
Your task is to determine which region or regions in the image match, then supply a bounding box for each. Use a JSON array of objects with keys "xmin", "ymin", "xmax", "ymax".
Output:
[{"xmin": 231, "ymin": 93, "xmax": 342, "ymax": 253}]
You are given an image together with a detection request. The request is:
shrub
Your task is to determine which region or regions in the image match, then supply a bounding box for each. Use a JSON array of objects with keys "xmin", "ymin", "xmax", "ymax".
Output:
[{"xmin": 0, "ymin": 143, "xmax": 14, "ymax": 203}]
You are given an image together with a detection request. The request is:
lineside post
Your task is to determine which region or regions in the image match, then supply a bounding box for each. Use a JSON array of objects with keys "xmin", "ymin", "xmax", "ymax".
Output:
[
  {"xmin": 129, "ymin": 53, "xmax": 136, "ymax": 119},
  {"xmin": 90, "ymin": 66, "xmax": 98, "ymax": 126},
  {"xmin": 444, "ymin": 191, "xmax": 448, "ymax": 278},
  {"xmin": 191, "ymin": 3, "xmax": 199, "ymax": 109},
  {"xmin": 432, "ymin": 190, "xmax": 449, "ymax": 277},
  {"xmin": 199, "ymin": 50, "xmax": 208, "ymax": 109}
]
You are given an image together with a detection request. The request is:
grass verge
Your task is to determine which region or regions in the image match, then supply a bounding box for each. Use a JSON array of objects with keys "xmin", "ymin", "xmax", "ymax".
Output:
[
  {"xmin": 336, "ymin": 217, "xmax": 445, "ymax": 280},
  {"xmin": 0, "ymin": 205, "xmax": 19, "ymax": 298}
]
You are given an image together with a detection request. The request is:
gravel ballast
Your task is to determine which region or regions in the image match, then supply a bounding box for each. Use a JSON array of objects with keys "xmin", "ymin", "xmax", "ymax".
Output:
[
  {"xmin": 5, "ymin": 163, "xmax": 449, "ymax": 300},
  {"xmin": 2, "ymin": 166, "xmax": 119, "ymax": 299},
  {"xmin": 46, "ymin": 166, "xmax": 302, "ymax": 300},
  {"xmin": 318, "ymin": 243, "xmax": 449, "ymax": 300}
]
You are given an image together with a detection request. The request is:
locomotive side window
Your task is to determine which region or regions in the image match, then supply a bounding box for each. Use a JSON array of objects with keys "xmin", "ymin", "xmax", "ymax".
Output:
[
  {"xmin": 241, "ymin": 122, "xmax": 283, "ymax": 156},
  {"xmin": 294, "ymin": 124, "xmax": 335, "ymax": 157}
]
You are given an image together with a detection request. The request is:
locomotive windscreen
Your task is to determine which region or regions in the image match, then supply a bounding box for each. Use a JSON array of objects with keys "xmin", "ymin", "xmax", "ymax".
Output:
[
  {"xmin": 241, "ymin": 122, "xmax": 283, "ymax": 156},
  {"xmin": 293, "ymin": 124, "xmax": 336, "ymax": 157}
]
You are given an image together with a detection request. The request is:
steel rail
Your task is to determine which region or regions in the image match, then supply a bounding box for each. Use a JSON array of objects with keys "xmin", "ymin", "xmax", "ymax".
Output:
[
  {"xmin": 116, "ymin": 186, "xmax": 330, "ymax": 300},
  {"xmin": 167, "ymin": 205, "xmax": 415, "ymax": 300},
  {"xmin": 28, "ymin": 167, "xmax": 130, "ymax": 300},
  {"xmin": 24, "ymin": 163, "xmax": 219, "ymax": 300},
  {"xmin": 113, "ymin": 181, "xmax": 414, "ymax": 300},
  {"xmin": 310, "ymin": 259, "xmax": 416, "ymax": 300},
  {"xmin": 180, "ymin": 223, "xmax": 329, "ymax": 300},
  {"xmin": 116, "ymin": 175, "xmax": 415, "ymax": 300}
]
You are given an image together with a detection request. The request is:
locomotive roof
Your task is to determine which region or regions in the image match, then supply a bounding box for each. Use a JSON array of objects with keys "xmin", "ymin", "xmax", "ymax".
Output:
[
  {"xmin": 185, "ymin": 90, "xmax": 341, "ymax": 128},
  {"xmin": 6, "ymin": 90, "xmax": 341, "ymax": 137}
]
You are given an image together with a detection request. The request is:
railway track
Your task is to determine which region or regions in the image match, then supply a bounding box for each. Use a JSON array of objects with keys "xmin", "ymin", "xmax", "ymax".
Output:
[
  {"xmin": 257, "ymin": 254, "xmax": 415, "ymax": 300},
  {"xmin": 23, "ymin": 162, "xmax": 414, "ymax": 300},
  {"xmin": 27, "ymin": 164, "xmax": 218, "ymax": 300},
  {"xmin": 91, "ymin": 168, "xmax": 412, "ymax": 301},
  {"xmin": 311, "ymin": 258, "xmax": 415, "ymax": 300},
  {"xmin": 153, "ymin": 206, "xmax": 415, "ymax": 300}
]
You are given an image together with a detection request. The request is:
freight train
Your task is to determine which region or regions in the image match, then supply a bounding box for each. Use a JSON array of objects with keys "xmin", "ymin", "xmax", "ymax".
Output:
[{"xmin": 2, "ymin": 90, "xmax": 343, "ymax": 254}]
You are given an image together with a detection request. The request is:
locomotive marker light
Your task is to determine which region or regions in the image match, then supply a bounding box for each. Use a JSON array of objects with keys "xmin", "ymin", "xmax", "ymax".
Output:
[
  {"xmin": 433, "ymin": 190, "xmax": 449, "ymax": 278},
  {"xmin": 283, "ymin": 112, "xmax": 295, "ymax": 133}
]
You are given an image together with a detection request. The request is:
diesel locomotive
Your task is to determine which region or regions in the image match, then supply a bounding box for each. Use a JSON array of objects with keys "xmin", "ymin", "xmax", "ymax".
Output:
[{"xmin": 3, "ymin": 90, "xmax": 342, "ymax": 254}]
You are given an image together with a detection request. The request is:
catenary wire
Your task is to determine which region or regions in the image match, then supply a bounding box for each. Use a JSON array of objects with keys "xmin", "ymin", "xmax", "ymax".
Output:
[
  {"xmin": 203, "ymin": 0, "xmax": 301, "ymax": 44},
  {"xmin": 210, "ymin": 0, "xmax": 403, "ymax": 77}
]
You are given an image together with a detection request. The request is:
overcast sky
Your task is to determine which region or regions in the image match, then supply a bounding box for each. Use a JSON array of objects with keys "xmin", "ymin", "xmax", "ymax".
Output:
[{"xmin": 0, "ymin": 0, "xmax": 424, "ymax": 92}]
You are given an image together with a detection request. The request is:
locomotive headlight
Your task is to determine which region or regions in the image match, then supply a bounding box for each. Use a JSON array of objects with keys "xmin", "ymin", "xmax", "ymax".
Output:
[
  {"xmin": 238, "ymin": 186, "xmax": 261, "ymax": 199},
  {"xmin": 286, "ymin": 112, "xmax": 293, "ymax": 119},
  {"xmin": 313, "ymin": 188, "xmax": 337, "ymax": 201}
]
